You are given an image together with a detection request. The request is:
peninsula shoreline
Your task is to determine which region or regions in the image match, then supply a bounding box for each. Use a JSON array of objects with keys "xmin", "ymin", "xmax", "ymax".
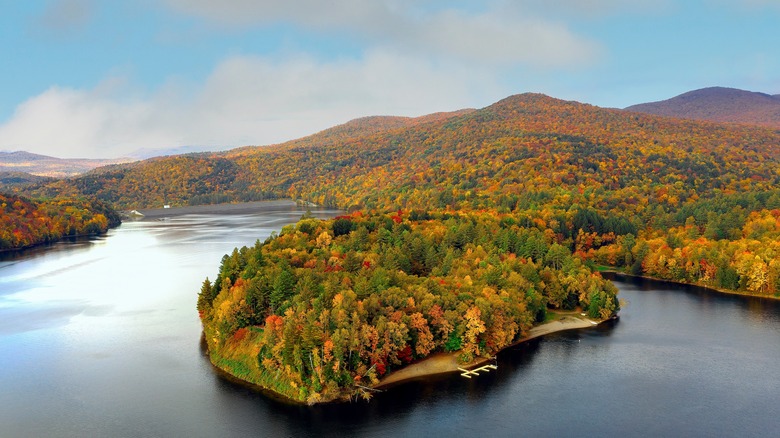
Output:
[{"xmin": 375, "ymin": 313, "xmax": 607, "ymax": 389}]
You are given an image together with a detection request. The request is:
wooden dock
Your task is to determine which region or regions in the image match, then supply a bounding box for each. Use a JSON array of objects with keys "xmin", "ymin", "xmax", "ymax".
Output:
[{"xmin": 458, "ymin": 364, "xmax": 497, "ymax": 378}]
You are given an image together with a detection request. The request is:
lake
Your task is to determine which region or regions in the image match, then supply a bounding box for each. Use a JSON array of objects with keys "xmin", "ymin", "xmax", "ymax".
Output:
[{"xmin": 2, "ymin": 203, "xmax": 779, "ymax": 437}]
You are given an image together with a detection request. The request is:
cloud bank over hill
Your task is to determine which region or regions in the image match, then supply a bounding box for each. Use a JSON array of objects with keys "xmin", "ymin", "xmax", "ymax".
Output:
[{"xmin": 0, "ymin": 51, "xmax": 501, "ymax": 158}]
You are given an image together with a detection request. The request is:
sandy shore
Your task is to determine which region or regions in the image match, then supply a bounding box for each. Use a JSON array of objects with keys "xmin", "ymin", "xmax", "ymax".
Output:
[
  {"xmin": 375, "ymin": 314, "xmax": 601, "ymax": 388},
  {"xmin": 127, "ymin": 199, "xmax": 303, "ymax": 219}
]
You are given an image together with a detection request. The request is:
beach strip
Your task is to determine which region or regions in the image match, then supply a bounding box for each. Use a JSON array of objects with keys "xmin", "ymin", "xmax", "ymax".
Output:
[{"xmin": 375, "ymin": 315, "xmax": 602, "ymax": 388}]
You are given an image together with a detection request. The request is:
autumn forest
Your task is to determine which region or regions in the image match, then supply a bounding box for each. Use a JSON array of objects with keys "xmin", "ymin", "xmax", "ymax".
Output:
[
  {"xmin": 3, "ymin": 93, "xmax": 780, "ymax": 402},
  {"xmin": 6, "ymin": 93, "xmax": 780, "ymax": 296}
]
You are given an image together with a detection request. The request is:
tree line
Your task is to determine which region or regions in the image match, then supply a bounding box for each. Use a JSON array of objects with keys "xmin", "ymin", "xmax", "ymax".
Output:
[{"xmin": 0, "ymin": 193, "xmax": 120, "ymax": 251}]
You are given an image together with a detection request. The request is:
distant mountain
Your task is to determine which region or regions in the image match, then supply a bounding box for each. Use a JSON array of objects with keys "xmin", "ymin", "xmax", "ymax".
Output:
[
  {"xmin": 0, "ymin": 151, "xmax": 133, "ymax": 177},
  {"xmin": 625, "ymin": 87, "xmax": 780, "ymax": 128},
  {"xmin": 0, "ymin": 151, "xmax": 53, "ymax": 163}
]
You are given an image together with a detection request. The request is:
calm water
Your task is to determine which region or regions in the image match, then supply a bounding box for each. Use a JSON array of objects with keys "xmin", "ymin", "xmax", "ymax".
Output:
[{"xmin": 2, "ymin": 206, "xmax": 779, "ymax": 437}]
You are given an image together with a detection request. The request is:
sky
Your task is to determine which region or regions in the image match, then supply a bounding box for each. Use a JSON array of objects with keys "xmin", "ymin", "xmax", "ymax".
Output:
[{"xmin": 1, "ymin": 0, "xmax": 779, "ymax": 158}]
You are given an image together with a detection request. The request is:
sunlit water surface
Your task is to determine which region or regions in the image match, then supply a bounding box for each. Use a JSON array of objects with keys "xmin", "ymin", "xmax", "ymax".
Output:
[{"xmin": 2, "ymin": 206, "xmax": 779, "ymax": 437}]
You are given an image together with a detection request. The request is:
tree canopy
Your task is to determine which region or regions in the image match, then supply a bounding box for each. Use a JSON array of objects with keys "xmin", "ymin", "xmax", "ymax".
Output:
[
  {"xmin": 198, "ymin": 211, "xmax": 619, "ymax": 403},
  {"xmin": 0, "ymin": 193, "xmax": 119, "ymax": 251}
]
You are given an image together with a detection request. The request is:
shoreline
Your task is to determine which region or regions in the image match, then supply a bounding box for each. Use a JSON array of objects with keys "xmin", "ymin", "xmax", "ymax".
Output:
[
  {"xmin": 0, "ymin": 230, "xmax": 112, "ymax": 256},
  {"xmin": 203, "ymin": 312, "xmax": 608, "ymax": 404},
  {"xmin": 602, "ymin": 269, "xmax": 780, "ymax": 302},
  {"xmin": 5, "ymin": 199, "xmax": 314, "ymax": 254},
  {"xmin": 374, "ymin": 313, "xmax": 605, "ymax": 389},
  {"xmin": 127, "ymin": 199, "xmax": 302, "ymax": 220}
]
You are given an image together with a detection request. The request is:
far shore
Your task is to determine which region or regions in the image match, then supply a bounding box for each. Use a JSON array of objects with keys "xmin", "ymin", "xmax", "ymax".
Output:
[
  {"xmin": 375, "ymin": 313, "xmax": 605, "ymax": 389},
  {"xmin": 127, "ymin": 199, "xmax": 321, "ymax": 220},
  {"xmin": 602, "ymin": 269, "xmax": 780, "ymax": 302}
]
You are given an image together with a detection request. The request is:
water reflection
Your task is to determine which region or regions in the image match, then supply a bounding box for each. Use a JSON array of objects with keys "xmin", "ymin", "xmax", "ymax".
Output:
[{"xmin": 606, "ymin": 272, "xmax": 780, "ymax": 331}]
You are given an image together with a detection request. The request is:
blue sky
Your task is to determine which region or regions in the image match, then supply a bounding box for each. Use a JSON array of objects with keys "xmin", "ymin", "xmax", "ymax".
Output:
[{"xmin": 1, "ymin": 0, "xmax": 779, "ymax": 158}]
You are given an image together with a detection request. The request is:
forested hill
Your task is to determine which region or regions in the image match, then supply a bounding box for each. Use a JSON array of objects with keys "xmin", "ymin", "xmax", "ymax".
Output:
[
  {"xmin": 222, "ymin": 92, "xmax": 780, "ymax": 295},
  {"xmin": 19, "ymin": 108, "xmax": 474, "ymax": 208},
  {"xmin": 20, "ymin": 93, "xmax": 780, "ymax": 216},
  {"xmin": 228, "ymin": 92, "xmax": 780, "ymax": 220}
]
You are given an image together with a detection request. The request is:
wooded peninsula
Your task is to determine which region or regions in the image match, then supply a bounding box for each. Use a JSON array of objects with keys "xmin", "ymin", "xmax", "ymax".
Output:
[{"xmin": 197, "ymin": 210, "xmax": 619, "ymax": 403}]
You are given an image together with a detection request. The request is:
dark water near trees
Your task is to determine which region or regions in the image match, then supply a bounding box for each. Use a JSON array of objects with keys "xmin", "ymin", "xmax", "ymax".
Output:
[{"xmin": 2, "ymin": 206, "xmax": 779, "ymax": 437}]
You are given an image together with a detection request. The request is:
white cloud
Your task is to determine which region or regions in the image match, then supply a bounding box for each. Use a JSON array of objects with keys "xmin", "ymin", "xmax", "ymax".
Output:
[
  {"xmin": 0, "ymin": 85, "xmax": 169, "ymax": 158},
  {"xmin": 162, "ymin": 0, "xmax": 601, "ymax": 67},
  {"xmin": 163, "ymin": 0, "xmax": 391, "ymax": 28},
  {"xmin": 0, "ymin": 51, "xmax": 505, "ymax": 158},
  {"xmin": 411, "ymin": 9, "xmax": 600, "ymax": 67}
]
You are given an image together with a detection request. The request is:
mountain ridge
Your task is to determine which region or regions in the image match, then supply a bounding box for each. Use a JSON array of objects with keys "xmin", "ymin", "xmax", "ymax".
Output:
[{"xmin": 625, "ymin": 86, "xmax": 780, "ymax": 128}]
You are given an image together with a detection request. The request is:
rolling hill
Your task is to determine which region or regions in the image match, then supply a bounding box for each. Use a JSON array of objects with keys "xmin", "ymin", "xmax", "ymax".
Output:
[
  {"xmin": 0, "ymin": 151, "xmax": 133, "ymax": 178},
  {"xmin": 17, "ymin": 92, "xmax": 780, "ymax": 217},
  {"xmin": 625, "ymin": 87, "xmax": 780, "ymax": 128},
  {"xmin": 0, "ymin": 171, "xmax": 53, "ymax": 186}
]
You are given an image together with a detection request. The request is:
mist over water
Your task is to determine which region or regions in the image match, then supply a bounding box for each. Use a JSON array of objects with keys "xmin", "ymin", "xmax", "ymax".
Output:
[{"xmin": 1, "ymin": 206, "xmax": 779, "ymax": 437}]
